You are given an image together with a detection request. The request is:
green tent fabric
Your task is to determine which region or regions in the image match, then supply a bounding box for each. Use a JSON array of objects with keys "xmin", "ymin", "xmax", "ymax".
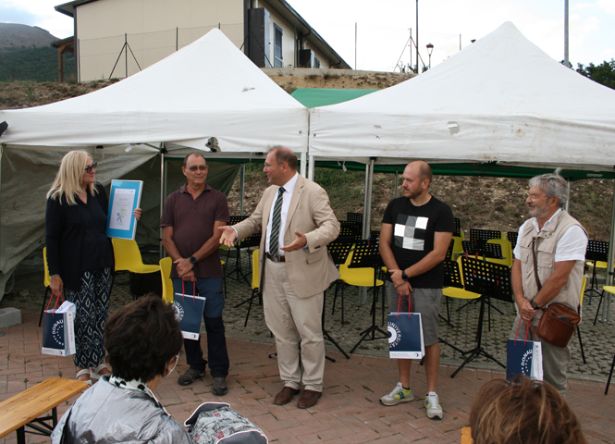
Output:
[{"xmin": 291, "ymin": 88, "xmax": 377, "ymax": 108}]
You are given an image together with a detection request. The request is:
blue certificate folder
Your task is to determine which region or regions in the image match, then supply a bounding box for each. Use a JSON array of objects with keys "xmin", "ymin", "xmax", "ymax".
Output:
[{"xmin": 106, "ymin": 179, "xmax": 143, "ymax": 240}]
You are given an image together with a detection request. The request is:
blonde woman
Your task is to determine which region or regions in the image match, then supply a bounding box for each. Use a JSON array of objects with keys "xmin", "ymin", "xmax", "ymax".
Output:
[{"xmin": 45, "ymin": 150, "xmax": 114, "ymax": 383}]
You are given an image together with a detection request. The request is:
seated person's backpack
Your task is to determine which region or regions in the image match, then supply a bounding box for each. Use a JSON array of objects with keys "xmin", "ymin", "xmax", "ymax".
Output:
[{"xmin": 185, "ymin": 402, "xmax": 267, "ymax": 444}]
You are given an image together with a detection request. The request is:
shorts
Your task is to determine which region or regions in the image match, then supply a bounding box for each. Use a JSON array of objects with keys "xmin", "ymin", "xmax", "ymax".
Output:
[{"xmin": 386, "ymin": 281, "xmax": 442, "ymax": 347}]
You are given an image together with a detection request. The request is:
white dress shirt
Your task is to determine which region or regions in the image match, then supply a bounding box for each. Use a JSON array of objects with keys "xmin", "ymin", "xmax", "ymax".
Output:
[{"xmin": 265, "ymin": 173, "xmax": 299, "ymax": 256}]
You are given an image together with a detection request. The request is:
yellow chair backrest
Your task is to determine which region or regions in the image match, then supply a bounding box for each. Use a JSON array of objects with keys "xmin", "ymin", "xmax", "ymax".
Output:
[
  {"xmin": 486, "ymin": 238, "xmax": 513, "ymax": 267},
  {"xmin": 43, "ymin": 246, "xmax": 50, "ymax": 288},
  {"xmin": 451, "ymin": 235, "xmax": 464, "ymax": 259},
  {"xmin": 159, "ymin": 257, "xmax": 174, "ymax": 304},
  {"xmin": 339, "ymin": 247, "xmax": 383, "ymax": 287},
  {"xmin": 112, "ymin": 238, "xmax": 160, "ymax": 274},
  {"xmin": 251, "ymin": 249, "xmax": 260, "ymax": 291},
  {"xmin": 579, "ymin": 275, "xmax": 587, "ymax": 306},
  {"xmin": 112, "ymin": 238, "xmax": 144, "ymax": 272}
]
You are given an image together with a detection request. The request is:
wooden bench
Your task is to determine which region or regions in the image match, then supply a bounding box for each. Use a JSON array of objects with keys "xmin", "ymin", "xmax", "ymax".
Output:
[{"xmin": 0, "ymin": 377, "xmax": 88, "ymax": 444}]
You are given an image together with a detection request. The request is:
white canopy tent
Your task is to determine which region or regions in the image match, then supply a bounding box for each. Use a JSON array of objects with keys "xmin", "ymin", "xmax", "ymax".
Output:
[
  {"xmin": 309, "ymin": 22, "xmax": 615, "ymax": 171},
  {"xmin": 0, "ymin": 28, "xmax": 307, "ymax": 298},
  {"xmin": 309, "ymin": 21, "xmax": 615, "ymax": 273}
]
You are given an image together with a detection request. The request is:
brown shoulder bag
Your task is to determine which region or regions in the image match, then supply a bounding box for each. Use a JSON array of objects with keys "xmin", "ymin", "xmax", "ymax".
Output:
[{"xmin": 532, "ymin": 238, "xmax": 580, "ymax": 348}]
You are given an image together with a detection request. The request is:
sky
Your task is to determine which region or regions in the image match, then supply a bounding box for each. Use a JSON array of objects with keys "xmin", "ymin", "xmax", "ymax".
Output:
[{"xmin": 1, "ymin": 0, "xmax": 614, "ymax": 71}]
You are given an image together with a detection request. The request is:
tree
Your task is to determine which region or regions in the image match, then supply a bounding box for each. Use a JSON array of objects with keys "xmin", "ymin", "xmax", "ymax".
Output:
[{"xmin": 576, "ymin": 59, "xmax": 615, "ymax": 89}]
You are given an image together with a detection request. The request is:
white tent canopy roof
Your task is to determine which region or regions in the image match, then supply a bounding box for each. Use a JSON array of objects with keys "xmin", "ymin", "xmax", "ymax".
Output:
[
  {"xmin": 0, "ymin": 28, "xmax": 307, "ymax": 153},
  {"xmin": 309, "ymin": 22, "xmax": 615, "ymax": 171}
]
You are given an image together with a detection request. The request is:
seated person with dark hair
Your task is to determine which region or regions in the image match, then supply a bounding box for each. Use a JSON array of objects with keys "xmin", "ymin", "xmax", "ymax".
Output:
[
  {"xmin": 52, "ymin": 296, "xmax": 192, "ymax": 443},
  {"xmin": 467, "ymin": 376, "xmax": 586, "ymax": 444}
]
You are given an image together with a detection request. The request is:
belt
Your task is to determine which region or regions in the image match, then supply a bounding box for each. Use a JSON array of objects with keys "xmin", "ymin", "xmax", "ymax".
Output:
[{"xmin": 265, "ymin": 252, "xmax": 285, "ymax": 263}]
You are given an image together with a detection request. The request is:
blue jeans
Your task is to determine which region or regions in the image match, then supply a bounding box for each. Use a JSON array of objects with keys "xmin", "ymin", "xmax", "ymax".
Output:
[{"xmin": 173, "ymin": 277, "xmax": 229, "ymax": 377}]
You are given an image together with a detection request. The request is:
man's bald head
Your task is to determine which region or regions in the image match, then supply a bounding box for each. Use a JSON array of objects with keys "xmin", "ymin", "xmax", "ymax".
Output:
[{"xmin": 407, "ymin": 160, "xmax": 432, "ymax": 185}]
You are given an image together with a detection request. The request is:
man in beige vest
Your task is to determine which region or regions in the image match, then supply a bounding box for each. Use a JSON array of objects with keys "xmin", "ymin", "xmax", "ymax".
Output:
[
  {"xmin": 220, "ymin": 146, "xmax": 339, "ymax": 409},
  {"xmin": 511, "ymin": 174, "xmax": 587, "ymax": 392}
]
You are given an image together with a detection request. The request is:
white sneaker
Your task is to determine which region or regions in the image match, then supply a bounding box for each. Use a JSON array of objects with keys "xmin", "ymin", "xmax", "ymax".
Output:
[
  {"xmin": 424, "ymin": 392, "xmax": 443, "ymax": 419},
  {"xmin": 380, "ymin": 382, "xmax": 414, "ymax": 406}
]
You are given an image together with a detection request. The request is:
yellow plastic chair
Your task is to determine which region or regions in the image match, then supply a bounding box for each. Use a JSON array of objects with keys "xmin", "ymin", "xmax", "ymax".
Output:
[
  {"xmin": 577, "ymin": 276, "xmax": 587, "ymax": 363},
  {"xmin": 486, "ymin": 238, "xmax": 513, "ymax": 267},
  {"xmin": 112, "ymin": 238, "xmax": 160, "ymax": 274},
  {"xmin": 442, "ymin": 257, "xmax": 481, "ymax": 324},
  {"xmin": 336, "ymin": 246, "xmax": 385, "ymax": 325},
  {"xmin": 240, "ymin": 248, "xmax": 261, "ymax": 327},
  {"xmin": 38, "ymin": 247, "xmax": 52, "ymax": 326},
  {"xmin": 159, "ymin": 257, "xmax": 174, "ymax": 304},
  {"xmin": 593, "ymin": 280, "xmax": 615, "ymax": 325}
]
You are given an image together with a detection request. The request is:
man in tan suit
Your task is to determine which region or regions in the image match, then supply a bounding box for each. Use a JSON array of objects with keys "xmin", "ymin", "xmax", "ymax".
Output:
[{"xmin": 220, "ymin": 146, "xmax": 339, "ymax": 409}]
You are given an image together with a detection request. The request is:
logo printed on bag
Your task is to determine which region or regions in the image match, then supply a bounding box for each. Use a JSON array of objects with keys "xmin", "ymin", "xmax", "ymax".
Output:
[
  {"xmin": 520, "ymin": 349, "xmax": 532, "ymax": 375},
  {"xmin": 387, "ymin": 322, "xmax": 402, "ymax": 348},
  {"xmin": 52, "ymin": 319, "xmax": 65, "ymax": 347},
  {"xmin": 172, "ymin": 302, "xmax": 184, "ymax": 321}
]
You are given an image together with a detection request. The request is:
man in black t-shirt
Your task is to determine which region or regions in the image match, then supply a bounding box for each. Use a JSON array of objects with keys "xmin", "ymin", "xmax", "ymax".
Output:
[{"xmin": 379, "ymin": 160, "xmax": 454, "ymax": 420}]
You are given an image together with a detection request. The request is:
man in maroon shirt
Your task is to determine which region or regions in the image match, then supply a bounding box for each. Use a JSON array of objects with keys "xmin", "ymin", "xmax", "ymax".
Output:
[{"xmin": 161, "ymin": 153, "xmax": 230, "ymax": 395}]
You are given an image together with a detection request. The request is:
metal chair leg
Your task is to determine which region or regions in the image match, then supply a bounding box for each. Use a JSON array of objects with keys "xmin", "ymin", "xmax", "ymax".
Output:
[
  {"xmin": 605, "ymin": 354, "xmax": 615, "ymax": 395},
  {"xmin": 577, "ymin": 326, "xmax": 586, "ymax": 364},
  {"xmin": 38, "ymin": 288, "xmax": 51, "ymax": 327},
  {"xmin": 593, "ymin": 289, "xmax": 605, "ymax": 325}
]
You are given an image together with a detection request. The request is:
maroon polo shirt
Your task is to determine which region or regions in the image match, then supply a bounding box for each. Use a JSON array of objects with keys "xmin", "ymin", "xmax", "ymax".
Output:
[{"xmin": 161, "ymin": 184, "xmax": 229, "ymax": 278}]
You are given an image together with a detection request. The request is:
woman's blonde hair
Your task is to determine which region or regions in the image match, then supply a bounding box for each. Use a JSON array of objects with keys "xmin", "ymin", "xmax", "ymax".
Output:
[
  {"xmin": 47, "ymin": 150, "xmax": 97, "ymax": 205},
  {"xmin": 470, "ymin": 377, "xmax": 586, "ymax": 444}
]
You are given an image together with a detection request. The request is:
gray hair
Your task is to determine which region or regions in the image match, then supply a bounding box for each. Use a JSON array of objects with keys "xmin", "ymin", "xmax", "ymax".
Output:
[{"xmin": 528, "ymin": 174, "xmax": 568, "ymax": 208}]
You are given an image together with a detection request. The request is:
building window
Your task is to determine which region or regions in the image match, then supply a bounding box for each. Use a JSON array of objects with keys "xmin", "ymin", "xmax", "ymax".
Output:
[
  {"xmin": 313, "ymin": 56, "xmax": 320, "ymax": 68},
  {"xmin": 273, "ymin": 25, "xmax": 283, "ymax": 68}
]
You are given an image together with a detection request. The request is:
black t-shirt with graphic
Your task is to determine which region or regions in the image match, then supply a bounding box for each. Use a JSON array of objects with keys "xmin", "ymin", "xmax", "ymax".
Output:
[{"xmin": 382, "ymin": 196, "xmax": 454, "ymax": 288}]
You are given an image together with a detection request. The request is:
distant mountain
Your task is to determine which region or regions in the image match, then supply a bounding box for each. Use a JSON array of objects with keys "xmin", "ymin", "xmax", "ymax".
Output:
[
  {"xmin": 0, "ymin": 23, "xmax": 58, "ymax": 50},
  {"xmin": 0, "ymin": 24, "xmax": 75, "ymax": 81}
]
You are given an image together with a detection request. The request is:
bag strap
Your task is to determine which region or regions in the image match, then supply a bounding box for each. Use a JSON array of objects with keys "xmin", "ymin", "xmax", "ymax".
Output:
[
  {"xmin": 395, "ymin": 290, "xmax": 413, "ymax": 317},
  {"xmin": 531, "ymin": 237, "xmax": 543, "ymax": 291}
]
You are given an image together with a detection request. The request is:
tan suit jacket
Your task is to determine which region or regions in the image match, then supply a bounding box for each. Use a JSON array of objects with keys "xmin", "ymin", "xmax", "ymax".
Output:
[{"xmin": 233, "ymin": 175, "xmax": 340, "ymax": 298}]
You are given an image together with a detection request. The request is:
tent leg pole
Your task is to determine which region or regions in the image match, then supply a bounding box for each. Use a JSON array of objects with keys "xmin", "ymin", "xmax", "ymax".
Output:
[
  {"xmin": 239, "ymin": 164, "xmax": 245, "ymax": 216},
  {"xmin": 308, "ymin": 155, "xmax": 315, "ymax": 182},
  {"xmin": 159, "ymin": 147, "xmax": 165, "ymax": 258}
]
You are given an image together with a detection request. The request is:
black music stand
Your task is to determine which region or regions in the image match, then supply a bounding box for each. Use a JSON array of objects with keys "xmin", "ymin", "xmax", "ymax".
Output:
[
  {"xmin": 349, "ymin": 241, "xmax": 388, "ymax": 354},
  {"xmin": 450, "ymin": 256, "xmax": 512, "ymax": 378},
  {"xmin": 322, "ymin": 241, "xmax": 354, "ymax": 360},
  {"xmin": 470, "ymin": 228, "xmax": 502, "ymax": 243},
  {"xmin": 453, "ymin": 217, "xmax": 462, "ymax": 237},
  {"xmin": 227, "ymin": 228, "xmax": 261, "ymax": 286},
  {"xmin": 507, "ymin": 231, "xmax": 518, "ymax": 250},
  {"xmin": 585, "ymin": 240, "xmax": 608, "ymax": 301}
]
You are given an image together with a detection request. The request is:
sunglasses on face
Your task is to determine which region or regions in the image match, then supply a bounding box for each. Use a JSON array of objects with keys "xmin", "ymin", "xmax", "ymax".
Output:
[
  {"xmin": 187, "ymin": 165, "xmax": 207, "ymax": 172},
  {"xmin": 84, "ymin": 161, "xmax": 98, "ymax": 173}
]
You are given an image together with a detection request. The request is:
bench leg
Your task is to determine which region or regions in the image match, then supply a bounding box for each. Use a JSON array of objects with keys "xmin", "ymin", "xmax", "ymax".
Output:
[{"xmin": 16, "ymin": 426, "xmax": 25, "ymax": 444}]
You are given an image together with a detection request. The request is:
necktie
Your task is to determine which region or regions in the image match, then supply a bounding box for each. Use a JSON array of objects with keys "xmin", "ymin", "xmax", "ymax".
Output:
[{"xmin": 269, "ymin": 186, "xmax": 285, "ymax": 257}]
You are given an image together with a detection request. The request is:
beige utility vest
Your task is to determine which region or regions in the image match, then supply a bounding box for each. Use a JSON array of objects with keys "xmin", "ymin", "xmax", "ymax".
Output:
[{"xmin": 517, "ymin": 210, "xmax": 585, "ymax": 314}]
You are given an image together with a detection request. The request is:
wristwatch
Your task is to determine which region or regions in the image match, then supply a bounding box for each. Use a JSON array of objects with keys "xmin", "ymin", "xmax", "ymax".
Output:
[
  {"xmin": 189, "ymin": 255, "xmax": 197, "ymax": 265},
  {"xmin": 402, "ymin": 270, "xmax": 411, "ymax": 282},
  {"xmin": 530, "ymin": 300, "xmax": 542, "ymax": 310}
]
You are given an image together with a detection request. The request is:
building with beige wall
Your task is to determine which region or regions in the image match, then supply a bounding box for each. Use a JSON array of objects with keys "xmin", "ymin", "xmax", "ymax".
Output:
[{"xmin": 56, "ymin": 0, "xmax": 349, "ymax": 82}]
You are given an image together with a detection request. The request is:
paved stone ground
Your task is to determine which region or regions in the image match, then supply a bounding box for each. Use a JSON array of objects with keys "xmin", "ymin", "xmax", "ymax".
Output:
[{"xmin": 1, "ymin": 250, "xmax": 615, "ymax": 443}]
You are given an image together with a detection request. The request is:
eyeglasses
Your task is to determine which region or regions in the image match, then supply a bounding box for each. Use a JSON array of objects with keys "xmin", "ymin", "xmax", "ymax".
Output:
[
  {"xmin": 84, "ymin": 161, "xmax": 98, "ymax": 173},
  {"xmin": 187, "ymin": 165, "xmax": 207, "ymax": 172}
]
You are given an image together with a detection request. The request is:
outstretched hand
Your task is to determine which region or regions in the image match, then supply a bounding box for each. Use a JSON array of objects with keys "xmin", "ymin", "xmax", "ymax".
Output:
[
  {"xmin": 282, "ymin": 232, "xmax": 307, "ymax": 252},
  {"xmin": 219, "ymin": 226, "xmax": 237, "ymax": 247}
]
